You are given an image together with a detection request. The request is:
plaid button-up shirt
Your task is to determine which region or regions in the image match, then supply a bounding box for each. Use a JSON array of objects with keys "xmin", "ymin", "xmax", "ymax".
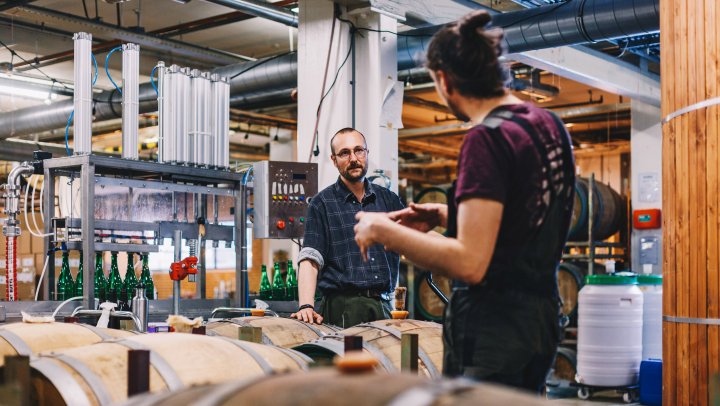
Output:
[{"xmin": 299, "ymin": 177, "xmax": 405, "ymax": 294}]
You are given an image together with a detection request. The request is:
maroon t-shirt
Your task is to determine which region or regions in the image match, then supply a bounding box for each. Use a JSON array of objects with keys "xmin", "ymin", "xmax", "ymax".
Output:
[{"xmin": 455, "ymin": 102, "xmax": 573, "ymax": 247}]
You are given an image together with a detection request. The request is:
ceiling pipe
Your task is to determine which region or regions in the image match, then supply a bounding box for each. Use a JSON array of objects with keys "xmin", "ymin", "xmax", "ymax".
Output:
[
  {"xmin": 8, "ymin": 2, "xmax": 298, "ymax": 71},
  {"xmin": 0, "ymin": 0, "xmax": 658, "ymax": 137},
  {"xmin": 15, "ymin": 5, "xmax": 253, "ymax": 65},
  {"xmin": 202, "ymin": 0, "xmax": 298, "ymax": 28},
  {"xmin": 492, "ymin": 0, "xmax": 659, "ymax": 54}
]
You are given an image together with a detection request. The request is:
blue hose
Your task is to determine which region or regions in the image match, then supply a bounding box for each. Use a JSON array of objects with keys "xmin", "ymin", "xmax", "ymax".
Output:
[
  {"xmin": 150, "ymin": 65, "xmax": 159, "ymax": 95},
  {"xmin": 64, "ymin": 110, "xmax": 74, "ymax": 156},
  {"xmin": 105, "ymin": 46, "xmax": 123, "ymax": 94}
]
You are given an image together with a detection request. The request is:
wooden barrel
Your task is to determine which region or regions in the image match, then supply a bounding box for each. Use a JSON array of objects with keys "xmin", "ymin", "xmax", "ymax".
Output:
[
  {"xmin": 546, "ymin": 346, "xmax": 577, "ymax": 397},
  {"xmin": 30, "ymin": 333, "xmax": 311, "ymax": 406},
  {"xmin": 568, "ymin": 178, "xmax": 625, "ymax": 241},
  {"xmin": 294, "ymin": 319, "xmax": 443, "ymax": 378},
  {"xmin": 557, "ymin": 262, "xmax": 585, "ymax": 327},
  {"xmin": 123, "ymin": 369, "xmax": 547, "ymax": 406},
  {"xmin": 415, "ymin": 271, "xmax": 451, "ymax": 321},
  {"xmin": 414, "ymin": 187, "xmax": 448, "ymax": 235},
  {"xmin": 206, "ymin": 316, "xmax": 341, "ymax": 348},
  {"xmin": 0, "ymin": 322, "xmax": 135, "ymax": 367}
]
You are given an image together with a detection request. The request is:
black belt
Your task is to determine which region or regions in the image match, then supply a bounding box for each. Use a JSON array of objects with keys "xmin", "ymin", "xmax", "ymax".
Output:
[{"xmin": 325, "ymin": 288, "xmax": 391, "ymax": 301}]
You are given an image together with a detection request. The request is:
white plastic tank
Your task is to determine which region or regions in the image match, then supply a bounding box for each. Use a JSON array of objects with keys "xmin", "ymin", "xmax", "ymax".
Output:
[
  {"xmin": 576, "ymin": 273, "xmax": 643, "ymax": 387},
  {"xmin": 638, "ymin": 274, "xmax": 662, "ymax": 360}
]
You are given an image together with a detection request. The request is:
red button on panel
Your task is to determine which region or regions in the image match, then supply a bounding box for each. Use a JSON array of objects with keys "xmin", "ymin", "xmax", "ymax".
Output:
[
  {"xmin": 284, "ymin": 196, "xmax": 289, "ymax": 201},
  {"xmin": 276, "ymin": 220, "xmax": 286, "ymax": 230},
  {"xmin": 289, "ymin": 217, "xmax": 294, "ymax": 223}
]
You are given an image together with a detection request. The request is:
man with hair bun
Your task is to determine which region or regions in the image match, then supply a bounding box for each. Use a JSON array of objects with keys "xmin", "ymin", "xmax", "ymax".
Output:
[
  {"xmin": 354, "ymin": 10, "xmax": 575, "ymax": 393},
  {"xmin": 291, "ymin": 127, "xmax": 404, "ymax": 328}
]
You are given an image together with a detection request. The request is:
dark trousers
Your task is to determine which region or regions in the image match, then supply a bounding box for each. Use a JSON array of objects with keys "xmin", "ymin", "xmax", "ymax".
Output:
[
  {"xmin": 320, "ymin": 293, "xmax": 392, "ymax": 329},
  {"xmin": 443, "ymin": 287, "xmax": 560, "ymax": 394}
]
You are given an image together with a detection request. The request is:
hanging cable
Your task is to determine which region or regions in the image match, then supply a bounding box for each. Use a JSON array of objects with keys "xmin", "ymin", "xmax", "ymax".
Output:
[
  {"xmin": 229, "ymin": 51, "xmax": 293, "ymax": 80},
  {"xmin": 307, "ymin": 15, "xmax": 338, "ymax": 162},
  {"xmin": 34, "ymin": 249, "xmax": 52, "ymax": 301},
  {"xmin": 105, "ymin": 46, "xmax": 123, "ymax": 94},
  {"xmin": 92, "ymin": 52, "xmax": 99, "ymax": 86}
]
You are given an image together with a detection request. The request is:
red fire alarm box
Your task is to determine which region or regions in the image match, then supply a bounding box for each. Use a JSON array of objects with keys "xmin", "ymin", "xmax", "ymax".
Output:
[{"xmin": 633, "ymin": 209, "xmax": 662, "ymax": 229}]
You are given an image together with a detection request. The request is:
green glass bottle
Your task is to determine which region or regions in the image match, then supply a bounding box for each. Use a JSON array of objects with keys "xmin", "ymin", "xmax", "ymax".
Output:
[
  {"xmin": 74, "ymin": 251, "xmax": 84, "ymax": 297},
  {"xmin": 106, "ymin": 251, "xmax": 123, "ymax": 305},
  {"xmin": 271, "ymin": 262, "xmax": 286, "ymax": 301},
  {"xmin": 124, "ymin": 252, "xmax": 139, "ymax": 305},
  {"xmin": 259, "ymin": 264, "xmax": 272, "ymax": 300},
  {"xmin": 56, "ymin": 251, "xmax": 74, "ymax": 301},
  {"xmin": 139, "ymin": 253, "xmax": 155, "ymax": 300},
  {"xmin": 94, "ymin": 252, "xmax": 107, "ymax": 304},
  {"xmin": 286, "ymin": 260, "xmax": 298, "ymax": 301}
]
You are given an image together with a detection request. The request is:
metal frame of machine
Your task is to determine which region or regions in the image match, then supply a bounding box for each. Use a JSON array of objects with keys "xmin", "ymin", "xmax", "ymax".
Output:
[{"xmin": 40, "ymin": 155, "xmax": 249, "ymax": 313}]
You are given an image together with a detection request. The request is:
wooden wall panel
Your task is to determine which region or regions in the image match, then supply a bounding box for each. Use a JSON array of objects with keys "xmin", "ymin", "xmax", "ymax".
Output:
[{"xmin": 662, "ymin": 0, "xmax": 720, "ymax": 404}]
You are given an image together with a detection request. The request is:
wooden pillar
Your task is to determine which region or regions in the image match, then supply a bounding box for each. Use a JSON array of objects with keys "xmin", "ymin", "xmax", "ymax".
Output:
[{"xmin": 661, "ymin": 1, "xmax": 720, "ymax": 404}]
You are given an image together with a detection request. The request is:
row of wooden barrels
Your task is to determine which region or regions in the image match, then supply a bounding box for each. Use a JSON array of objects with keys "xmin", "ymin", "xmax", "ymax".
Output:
[{"xmin": 0, "ymin": 317, "xmax": 544, "ymax": 405}]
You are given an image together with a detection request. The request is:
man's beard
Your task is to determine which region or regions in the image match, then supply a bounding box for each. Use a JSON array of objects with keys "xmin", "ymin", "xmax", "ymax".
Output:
[
  {"xmin": 447, "ymin": 97, "xmax": 470, "ymax": 122},
  {"xmin": 341, "ymin": 162, "xmax": 368, "ymax": 183}
]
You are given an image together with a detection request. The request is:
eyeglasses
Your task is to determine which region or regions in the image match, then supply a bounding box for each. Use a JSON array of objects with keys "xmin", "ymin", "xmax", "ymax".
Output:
[{"xmin": 334, "ymin": 147, "xmax": 368, "ymax": 160}]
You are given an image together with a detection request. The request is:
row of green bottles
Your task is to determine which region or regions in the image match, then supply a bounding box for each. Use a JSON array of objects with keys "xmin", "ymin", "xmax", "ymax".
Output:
[
  {"xmin": 258, "ymin": 261, "xmax": 298, "ymax": 301},
  {"xmin": 56, "ymin": 251, "xmax": 154, "ymax": 305}
]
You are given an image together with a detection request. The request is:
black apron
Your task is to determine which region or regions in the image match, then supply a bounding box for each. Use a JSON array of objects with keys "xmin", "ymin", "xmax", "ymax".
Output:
[{"xmin": 443, "ymin": 109, "xmax": 575, "ymax": 393}]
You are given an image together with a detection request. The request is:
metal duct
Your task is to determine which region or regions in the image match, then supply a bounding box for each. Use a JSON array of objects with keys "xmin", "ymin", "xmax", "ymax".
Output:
[
  {"xmin": 492, "ymin": 0, "xmax": 659, "ymax": 54},
  {"xmin": 203, "ymin": 0, "xmax": 298, "ymax": 28},
  {"xmin": 17, "ymin": 5, "xmax": 251, "ymax": 65},
  {"xmin": 0, "ymin": 0, "xmax": 658, "ymax": 137},
  {"xmin": 0, "ymin": 54, "xmax": 296, "ymax": 138}
]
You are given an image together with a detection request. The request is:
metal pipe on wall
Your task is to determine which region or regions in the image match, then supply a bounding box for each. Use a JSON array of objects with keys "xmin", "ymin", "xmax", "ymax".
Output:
[
  {"xmin": 199, "ymin": 72, "xmax": 213, "ymax": 168},
  {"xmin": 122, "ymin": 43, "xmax": 140, "ymax": 160},
  {"xmin": 178, "ymin": 67, "xmax": 192, "ymax": 164},
  {"xmin": 211, "ymin": 74, "xmax": 230, "ymax": 169},
  {"xmin": 173, "ymin": 230, "xmax": 182, "ymax": 315},
  {"xmin": 73, "ymin": 32, "xmax": 92, "ymax": 155},
  {"xmin": 156, "ymin": 61, "xmax": 167, "ymax": 163}
]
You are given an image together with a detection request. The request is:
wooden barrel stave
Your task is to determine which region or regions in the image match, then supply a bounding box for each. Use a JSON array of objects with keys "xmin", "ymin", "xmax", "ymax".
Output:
[
  {"xmin": 31, "ymin": 333, "xmax": 310, "ymax": 406},
  {"xmin": 294, "ymin": 319, "xmax": 443, "ymax": 378},
  {"xmin": 122, "ymin": 369, "xmax": 548, "ymax": 406},
  {"xmin": 568, "ymin": 178, "xmax": 624, "ymax": 242},
  {"xmin": 206, "ymin": 316, "xmax": 340, "ymax": 348},
  {"xmin": 0, "ymin": 322, "xmax": 135, "ymax": 367}
]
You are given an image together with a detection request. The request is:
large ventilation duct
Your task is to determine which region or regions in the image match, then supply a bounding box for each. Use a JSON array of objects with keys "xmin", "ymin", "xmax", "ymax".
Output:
[
  {"xmin": 0, "ymin": 0, "xmax": 658, "ymax": 138},
  {"xmin": 493, "ymin": 0, "xmax": 659, "ymax": 54},
  {"xmin": 397, "ymin": 0, "xmax": 659, "ymax": 69},
  {"xmin": 203, "ymin": 0, "xmax": 298, "ymax": 28},
  {"xmin": 0, "ymin": 54, "xmax": 298, "ymax": 138}
]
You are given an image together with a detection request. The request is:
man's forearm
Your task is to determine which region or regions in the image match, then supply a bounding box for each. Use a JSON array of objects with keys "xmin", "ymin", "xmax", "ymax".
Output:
[{"xmin": 298, "ymin": 260, "xmax": 319, "ymax": 306}]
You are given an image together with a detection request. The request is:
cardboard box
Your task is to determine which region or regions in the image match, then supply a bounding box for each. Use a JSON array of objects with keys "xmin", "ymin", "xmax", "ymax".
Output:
[{"xmin": 0, "ymin": 269, "xmax": 35, "ymax": 301}]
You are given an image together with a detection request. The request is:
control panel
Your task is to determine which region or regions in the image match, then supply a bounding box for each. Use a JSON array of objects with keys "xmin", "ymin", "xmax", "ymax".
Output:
[{"xmin": 253, "ymin": 160, "xmax": 318, "ymax": 239}]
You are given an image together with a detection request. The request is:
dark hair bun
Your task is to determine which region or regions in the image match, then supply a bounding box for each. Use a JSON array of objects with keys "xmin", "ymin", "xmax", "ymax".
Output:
[{"xmin": 458, "ymin": 10, "xmax": 492, "ymax": 40}]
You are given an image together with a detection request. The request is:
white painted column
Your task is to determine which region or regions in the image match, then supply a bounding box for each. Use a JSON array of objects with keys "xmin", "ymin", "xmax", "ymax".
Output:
[
  {"xmin": 630, "ymin": 100, "xmax": 662, "ymax": 275},
  {"xmin": 352, "ymin": 12, "xmax": 400, "ymax": 193},
  {"xmin": 297, "ymin": 0, "xmax": 400, "ymax": 193}
]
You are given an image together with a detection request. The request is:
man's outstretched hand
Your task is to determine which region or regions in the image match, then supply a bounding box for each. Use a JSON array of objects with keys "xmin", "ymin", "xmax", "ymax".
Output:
[{"xmin": 388, "ymin": 202, "xmax": 448, "ymax": 233}]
